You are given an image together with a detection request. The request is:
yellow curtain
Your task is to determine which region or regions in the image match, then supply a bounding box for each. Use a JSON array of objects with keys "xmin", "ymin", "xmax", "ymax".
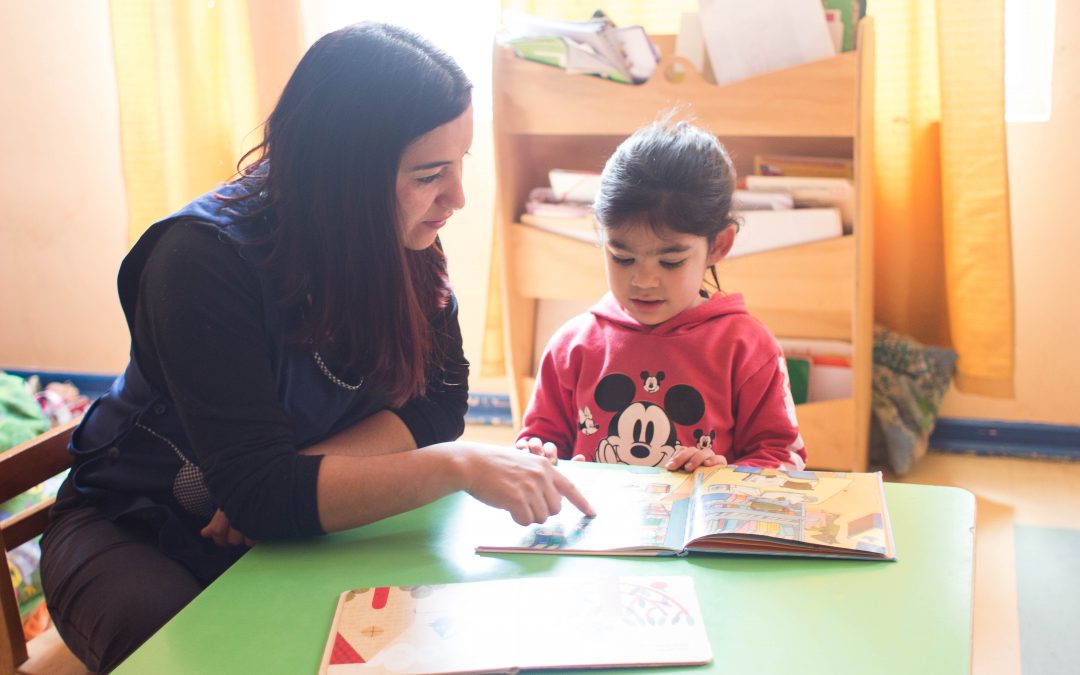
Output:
[
  {"xmin": 871, "ymin": 0, "xmax": 1014, "ymax": 396},
  {"xmin": 483, "ymin": 0, "xmax": 695, "ymax": 377},
  {"xmin": 110, "ymin": 0, "xmax": 260, "ymax": 244}
]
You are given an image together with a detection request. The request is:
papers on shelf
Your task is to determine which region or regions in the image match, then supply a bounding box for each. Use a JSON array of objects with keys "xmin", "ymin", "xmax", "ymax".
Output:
[
  {"xmin": 697, "ymin": 0, "xmax": 837, "ymax": 86},
  {"xmin": 548, "ymin": 168, "xmax": 602, "ymax": 203},
  {"xmin": 822, "ymin": 0, "xmax": 862, "ymax": 52},
  {"xmin": 674, "ymin": 12, "xmax": 711, "ymax": 82},
  {"xmin": 824, "ymin": 9, "xmax": 845, "ymax": 53},
  {"xmin": 499, "ymin": 10, "xmax": 659, "ymax": 85}
]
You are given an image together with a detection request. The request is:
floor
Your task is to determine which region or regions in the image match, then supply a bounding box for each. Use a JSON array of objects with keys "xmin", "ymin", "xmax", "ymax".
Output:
[
  {"xmin": 462, "ymin": 423, "xmax": 1080, "ymax": 675},
  {"xmin": 891, "ymin": 450, "xmax": 1080, "ymax": 675},
  {"xmin": 19, "ymin": 424, "xmax": 1079, "ymax": 675}
]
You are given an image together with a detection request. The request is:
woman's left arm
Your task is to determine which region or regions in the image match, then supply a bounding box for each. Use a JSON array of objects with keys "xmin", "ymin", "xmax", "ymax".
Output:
[
  {"xmin": 301, "ymin": 294, "xmax": 469, "ymax": 460},
  {"xmin": 390, "ymin": 293, "xmax": 470, "ymax": 446}
]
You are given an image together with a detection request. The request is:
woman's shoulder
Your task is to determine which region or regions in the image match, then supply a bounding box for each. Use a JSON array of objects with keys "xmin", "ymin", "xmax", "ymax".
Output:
[
  {"xmin": 144, "ymin": 220, "xmax": 253, "ymax": 280},
  {"xmin": 137, "ymin": 220, "xmax": 262, "ymax": 314}
]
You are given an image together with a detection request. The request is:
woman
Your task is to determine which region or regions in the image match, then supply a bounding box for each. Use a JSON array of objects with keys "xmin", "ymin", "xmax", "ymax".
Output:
[{"xmin": 40, "ymin": 22, "xmax": 591, "ymax": 672}]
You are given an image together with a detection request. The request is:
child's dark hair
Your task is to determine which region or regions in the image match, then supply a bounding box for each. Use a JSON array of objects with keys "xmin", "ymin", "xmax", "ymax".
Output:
[{"xmin": 594, "ymin": 117, "xmax": 738, "ymax": 242}]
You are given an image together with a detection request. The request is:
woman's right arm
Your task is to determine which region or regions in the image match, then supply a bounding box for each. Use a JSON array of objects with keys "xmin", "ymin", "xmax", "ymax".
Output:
[
  {"xmin": 298, "ymin": 408, "xmax": 593, "ymax": 529},
  {"xmin": 314, "ymin": 443, "xmax": 592, "ymax": 530},
  {"xmin": 140, "ymin": 223, "xmax": 589, "ymax": 540}
]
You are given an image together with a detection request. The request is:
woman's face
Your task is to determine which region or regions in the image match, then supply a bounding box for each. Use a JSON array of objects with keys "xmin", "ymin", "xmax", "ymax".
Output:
[{"xmin": 395, "ymin": 105, "xmax": 474, "ymax": 250}]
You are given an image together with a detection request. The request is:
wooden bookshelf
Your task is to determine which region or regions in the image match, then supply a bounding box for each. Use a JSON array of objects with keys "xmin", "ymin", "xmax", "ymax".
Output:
[{"xmin": 492, "ymin": 20, "xmax": 875, "ymax": 471}]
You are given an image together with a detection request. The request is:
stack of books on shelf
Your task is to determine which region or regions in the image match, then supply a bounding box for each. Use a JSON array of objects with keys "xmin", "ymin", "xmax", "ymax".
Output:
[
  {"xmin": 501, "ymin": 2, "xmax": 865, "ymax": 89},
  {"xmin": 519, "ymin": 156, "xmax": 854, "ymax": 255},
  {"xmin": 520, "ymin": 169, "xmax": 600, "ymax": 244},
  {"xmin": 732, "ymin": 151, "xmax": 855, "ymax": 256},
  {"xmin": 498, "ymin": 10, "xmax": 659, "ymax": 85},
  {"xmin": 780, "ymin": 337, "xmax": 853, "ymax": 404},
  {"xmin": 680, "ymin": 0, "xmax": 865, "ymax": 86}
]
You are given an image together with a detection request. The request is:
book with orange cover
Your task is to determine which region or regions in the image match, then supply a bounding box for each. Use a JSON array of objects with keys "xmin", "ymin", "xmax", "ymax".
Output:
[
  {"xmin": 752, "ymin": 153, "xmax": 854, "ymax": 179},
  {"xmin": 319, "ymin": 575, "xmax": 711, "ymax": 674}
]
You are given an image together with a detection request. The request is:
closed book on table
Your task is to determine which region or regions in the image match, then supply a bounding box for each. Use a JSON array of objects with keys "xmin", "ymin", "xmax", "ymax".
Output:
[{"xmin": 320, "ymin": 575, "xmax": 711, "ymax": 674}]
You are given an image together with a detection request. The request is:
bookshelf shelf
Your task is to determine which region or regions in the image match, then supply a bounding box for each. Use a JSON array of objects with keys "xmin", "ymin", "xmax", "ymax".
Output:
[
  {"xmin": 494, "ymin": 36, "xmax": 858, "ymax": 137},
  {"xmin": 492, "ymin": 20, "xmax": 876, "ymax": 471}
]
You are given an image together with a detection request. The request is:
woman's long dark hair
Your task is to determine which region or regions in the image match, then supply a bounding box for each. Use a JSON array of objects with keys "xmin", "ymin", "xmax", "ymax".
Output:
[{"xmin": 233, "ymin": 23, "xmax": 472, "ymax": 406}]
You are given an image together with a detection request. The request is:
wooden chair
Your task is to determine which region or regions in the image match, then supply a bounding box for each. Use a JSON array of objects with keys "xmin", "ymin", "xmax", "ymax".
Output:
[{"xmin": 1, "ymin": 418, "xmax": 79, "ymax": 675}]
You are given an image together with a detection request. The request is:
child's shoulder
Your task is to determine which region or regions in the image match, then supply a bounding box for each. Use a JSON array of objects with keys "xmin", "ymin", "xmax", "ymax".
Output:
[
  {"xmin": 702, "ymin": 294, "xmax": 777, "ymax": 338},
  {"xmin": 704, "ymin": 299, "xmax": 784, "ymax": 356}
]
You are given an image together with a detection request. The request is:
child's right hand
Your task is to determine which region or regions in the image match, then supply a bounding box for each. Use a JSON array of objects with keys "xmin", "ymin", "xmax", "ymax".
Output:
[
  {"xmin": 665, "ymin": 445, "xmax": 728, "ymax": 473},
  {"xmin": 516, "ymin": 436, "xmax": 559, "ymax": 463}
]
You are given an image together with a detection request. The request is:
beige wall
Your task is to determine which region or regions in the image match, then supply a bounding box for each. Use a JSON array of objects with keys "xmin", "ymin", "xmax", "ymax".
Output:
[
  {"xmin": 0, "ymin": 1, "xmax": 129, "ymax": 375},
  {"xmin": 0, "ymin": 1, "xmax": 497, "ymax": 384},
  {"xmin": 938, "ymin": 0, "xmax": 1080, "ymax": 427},
  {"xmin": 0, "ymin": 2, "xmax": 1075, "ymax": 427}
]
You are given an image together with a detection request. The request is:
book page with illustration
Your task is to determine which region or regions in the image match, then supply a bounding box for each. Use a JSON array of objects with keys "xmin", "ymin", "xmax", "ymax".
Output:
[
  {"xmin": 474, "ymin": 464, "xmax": 698, "ymax": 556},
  {"xmin": 686, "ymin": 465, "xmax": 894, "ymax": 559},
  {"xmin": 473, "ymin": 462, "xmax": 894, "ymax": 560}
]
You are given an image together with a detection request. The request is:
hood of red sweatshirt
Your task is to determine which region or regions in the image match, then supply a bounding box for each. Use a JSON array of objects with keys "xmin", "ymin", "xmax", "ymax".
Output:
[{"xmin": 589, "ymin": 292, "xmax": 749, "ymax": 337}]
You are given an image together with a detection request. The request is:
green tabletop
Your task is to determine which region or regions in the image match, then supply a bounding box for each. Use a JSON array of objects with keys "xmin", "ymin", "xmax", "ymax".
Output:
[{"xmin": 116, "ymin": 481, "xmax": 974, "ymax": 674}]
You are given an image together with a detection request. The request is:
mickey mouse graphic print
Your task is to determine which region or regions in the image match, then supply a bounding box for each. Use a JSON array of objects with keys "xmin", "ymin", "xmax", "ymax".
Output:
[{"xmin": 519, "ymin": 292, "xmax": 806, "ymax": 470}]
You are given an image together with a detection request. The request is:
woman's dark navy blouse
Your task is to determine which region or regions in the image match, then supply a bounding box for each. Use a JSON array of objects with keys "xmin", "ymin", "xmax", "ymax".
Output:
[{"xmin": 52, "ymin": 185, "xmax": 469, "ymax": 582}]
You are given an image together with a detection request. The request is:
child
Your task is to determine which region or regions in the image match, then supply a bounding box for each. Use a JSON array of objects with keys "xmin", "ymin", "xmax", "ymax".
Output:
[{"xmin": 517, "ymin": 119, "xmax": 806, "ymax": 472}]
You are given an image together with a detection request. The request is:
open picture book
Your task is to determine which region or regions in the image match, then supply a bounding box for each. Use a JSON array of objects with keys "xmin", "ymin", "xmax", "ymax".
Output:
[
  {"xmin": 319, "ymin": 575, "xmax": 710, "ymax": 674},
  {"xmin": 474, "ymin": 462, "xmax": 895, "ymax": 560}
]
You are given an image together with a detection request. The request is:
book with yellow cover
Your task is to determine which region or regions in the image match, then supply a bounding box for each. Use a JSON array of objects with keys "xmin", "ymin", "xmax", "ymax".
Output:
[
  {"xmin": 474, "ymin": 462, "xmax": 895, "ymax": 561},
  {"xmin": 319, "ymin": 575, "xmax": 711, "ymax": 674}
]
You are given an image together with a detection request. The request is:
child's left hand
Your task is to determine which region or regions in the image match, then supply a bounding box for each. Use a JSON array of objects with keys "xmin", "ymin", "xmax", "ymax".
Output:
[
  {"xmin": 515, "ymin": 436, "xmax": 559, "ymax": 464},
  {"xmin": 665, "ymin": 445, "xmax": 727, "ymax": 472}
]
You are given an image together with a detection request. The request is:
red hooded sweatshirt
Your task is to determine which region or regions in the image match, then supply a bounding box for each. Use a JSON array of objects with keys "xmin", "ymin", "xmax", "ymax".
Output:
[{"xmin": 519, "ymin": 292, "xmax": 807, "ymax": 469}]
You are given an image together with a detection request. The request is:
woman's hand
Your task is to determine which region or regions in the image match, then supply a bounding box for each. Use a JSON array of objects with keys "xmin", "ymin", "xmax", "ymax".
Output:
[
  {"xmin": 665, "ymin": 445, "xmax": 727, "ymax": 473},
  {"xmin": 515, "ymin": 436, "xmax": 559, "ymax": 463},
  {"xmin": 462, "ymin": 446, "xmax": 594, "ymax": 525},
  {"xmin": 200, "ymin": 509, "xmax": 256, "ymax": 548}
]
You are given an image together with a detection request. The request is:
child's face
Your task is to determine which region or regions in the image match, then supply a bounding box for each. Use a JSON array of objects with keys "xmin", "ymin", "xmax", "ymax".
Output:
[{"xmin": 603, "ymin": 222, "xmax": 732, "ymax": 326}]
